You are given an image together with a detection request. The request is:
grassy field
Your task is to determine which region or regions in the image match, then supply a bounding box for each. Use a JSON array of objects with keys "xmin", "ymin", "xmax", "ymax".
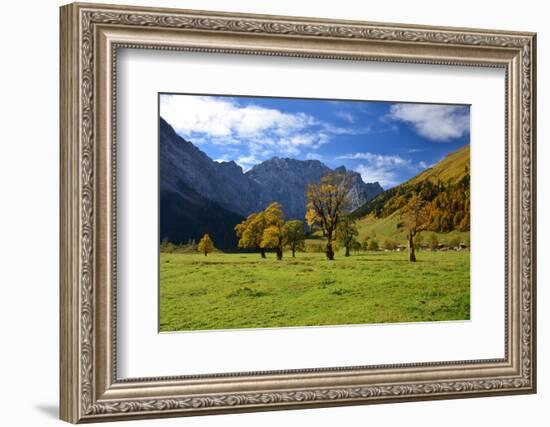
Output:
[{"xmin": 160, "ymin": 250, "xmax": 470, "ymax": 332}]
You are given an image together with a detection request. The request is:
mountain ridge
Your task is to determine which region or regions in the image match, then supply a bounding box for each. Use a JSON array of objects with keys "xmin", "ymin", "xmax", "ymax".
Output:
[
  {"xmin": 244, "ymin": 155, "xmax": 383, "ymax": 221},
  {"xmin": 160, "ymin": 117, "xmax": 385, "ymax": 247}
]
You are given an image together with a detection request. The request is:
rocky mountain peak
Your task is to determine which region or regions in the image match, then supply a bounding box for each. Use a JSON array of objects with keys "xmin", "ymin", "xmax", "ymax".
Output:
[
  {"xmin": 217, "ymin": 160, "xmax": 243, "ymax": 173},
  {"xmin": 160, "ymin": 117, "xmax": 384, "ymax": 242}
]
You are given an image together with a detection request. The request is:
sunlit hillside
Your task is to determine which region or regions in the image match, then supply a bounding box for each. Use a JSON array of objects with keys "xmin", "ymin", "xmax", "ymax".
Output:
[{"xmin": 352, "ymin": 144, "xmax": 470, "ymax": 249}]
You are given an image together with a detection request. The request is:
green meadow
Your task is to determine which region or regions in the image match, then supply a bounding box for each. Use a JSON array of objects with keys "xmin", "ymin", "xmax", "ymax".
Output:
[{"xmin": 159, "ymin": 250, "xmax": 470, "ymax": 332}]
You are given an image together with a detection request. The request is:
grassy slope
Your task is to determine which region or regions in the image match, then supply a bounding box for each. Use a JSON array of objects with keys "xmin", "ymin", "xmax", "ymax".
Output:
[
  {"xmin": 355, "ymin": 212, "xmax": 469, "ymax": 246},
  {"xmin": 353, "ymin": 144, "xmax": 470, "ymax": 245},
  {"xmin": 408, "ymin": 144, "xmax": 470, "ymax": 186},
  {"xmin": 160, "ymin": 251, "xmax": 470, "ymax": 332}
]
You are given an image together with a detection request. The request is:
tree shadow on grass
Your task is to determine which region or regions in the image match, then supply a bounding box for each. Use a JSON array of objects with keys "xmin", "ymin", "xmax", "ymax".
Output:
[{"xmin": 356, "ymin": 258, "xmax": 425, "ymax": 263}]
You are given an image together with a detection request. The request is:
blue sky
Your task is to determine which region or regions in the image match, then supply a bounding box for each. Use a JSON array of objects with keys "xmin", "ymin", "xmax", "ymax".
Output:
[{"xmin": 160, "ymin": 94, "xmax": 470, "ymax": 189}]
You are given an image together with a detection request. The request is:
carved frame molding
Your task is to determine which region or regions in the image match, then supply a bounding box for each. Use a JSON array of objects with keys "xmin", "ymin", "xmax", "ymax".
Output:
[{"xmin": 60, "ymin": 2, "xmax": 536, "ymax": 423}]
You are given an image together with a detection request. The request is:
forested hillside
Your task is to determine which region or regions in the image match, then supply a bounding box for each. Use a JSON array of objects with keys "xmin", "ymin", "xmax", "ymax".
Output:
[{"xmin": 353, "ymin": 145, "xmax": 470, "ymax": 234}]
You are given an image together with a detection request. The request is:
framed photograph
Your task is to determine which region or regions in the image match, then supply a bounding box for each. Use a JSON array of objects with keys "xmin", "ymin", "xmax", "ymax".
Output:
[{"xmin": 60, "ymin": 2, "xmax": 537, "ymax": 423}]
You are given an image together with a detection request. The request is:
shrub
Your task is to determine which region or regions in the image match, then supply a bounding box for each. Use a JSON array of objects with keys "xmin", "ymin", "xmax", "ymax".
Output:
[
  {"xmin": 448, "ymin": 236, "xmax": 461, "ymax": 248},
  {"xmin": 305, "ymin": 241, "xmax": 325, "ymax": 253},
  {"xmin": 367, "ymin": 239, "xmax": 379, "ymax": 251},
  {"xmin": 429, "ymin": 234, "xmax": 439, "ymax": 251},
  {"xmin": 383, "ymin": 239, "xmax": 397, "ymax": 250},
  {"xmin": 351, "ymin": 240, "xmax": 362, "ymax": 254},
  {"xmin": 160, "ymin": 238, "xmax": 176, "ymax": 253}
]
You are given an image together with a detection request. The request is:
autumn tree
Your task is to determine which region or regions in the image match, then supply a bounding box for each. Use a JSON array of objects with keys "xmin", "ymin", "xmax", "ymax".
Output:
[
  {"xmin": 235, "ymin": 212, "xmax": 267, "ymax": 258},
  {"xmin": 336, "ymin": 215, "xmax": 359, "ymax": 257},
  {"xmin": 361, "ymin": 236, "xmax": 370, "ymax": 252},
  {"xmin": 351, "ymin": 240, "xmax": 362, "ymax": 255},
  {"xmin": 359, "ymin": 167, "xmax": 470, "ymax": 235},
  {"xmin": 197, "ymin": 233, "xmax": 214, "ymax": 256},
  {"xmin": 367, "ymin": 239, "xmax": 379, "ymax": 251},
  {"xmin": 403, "ymin": 193, "xmax": 429, "ymax": 262},
  {"xmin": 260, "ymin": 202, "xmax": 286, "ymax": 260},
  {"xmin": 306, "ymin": 172, "xmax": 352, "ymax": 260},
  {"xmin": 383, "ymin": 239, "xmax": 398, "ymax": 251},
  {"xmin": 283, "ymin": 220, "xmax": 306, "ymax": 258}
]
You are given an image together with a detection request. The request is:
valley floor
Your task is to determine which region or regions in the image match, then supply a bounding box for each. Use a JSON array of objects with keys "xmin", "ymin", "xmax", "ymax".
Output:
[{"xmin": 159, "ymin": 250, "xmax": 470, "ymax": 332}]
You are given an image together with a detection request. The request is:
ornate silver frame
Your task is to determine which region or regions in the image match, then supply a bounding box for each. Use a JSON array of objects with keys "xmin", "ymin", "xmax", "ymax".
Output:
[{"xmin": 60, "ymin": 2, "xmax": 537, "ymax": 423}]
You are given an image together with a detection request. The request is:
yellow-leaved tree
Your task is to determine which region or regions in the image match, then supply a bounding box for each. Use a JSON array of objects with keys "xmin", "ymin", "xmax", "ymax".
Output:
[
  {"xmin": 403, "ymin": 193, "xmax": 429, "ymax": 262},
  {"xmin": 260, "ymin": 202, "xmax": 285, "ymax": 260},
  {"xmin": 283, "ymin": 220, "xmax": 306, "ymax": 258},
  {"xmin": 235, "ymin": 212, "xmax": 268, "ymax": 258},
  {"xmin": 197, "ymin": 233, "xmax": 214, "ymax": 256},
  {"xmin": 306, "ymin": 172, "xmax": 352, "ymax": 260},
  {"xmin": 336, "ymin": 215, "xmax": 359, "ymax": 257}
]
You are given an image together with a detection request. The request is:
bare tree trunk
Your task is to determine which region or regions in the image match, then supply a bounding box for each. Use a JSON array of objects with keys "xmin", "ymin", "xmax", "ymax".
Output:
[
  {"xmin": 325, "ymin": 230, "xmax": 335, "ymax": 260},
  {"xmin": 276, "ymin": 238, "xmax": 283, "ymax": 260},
  {"xmin": 326, "ymin": 241, "xmax": 335, "ymax": 260},
  {"xmin": 260, "ymin": 248, "xmax": 266, "ymax": 259},
  {"xmin": 292, "ymin": 247, "xmax": 296, "ymax": 258},
  {"xmin": 345, "ymin": 244, "xmax": 350, "ymax": 257},
  {"xmin": 408, "ymin": 234, "xmax": 416, "ymax": 262}
]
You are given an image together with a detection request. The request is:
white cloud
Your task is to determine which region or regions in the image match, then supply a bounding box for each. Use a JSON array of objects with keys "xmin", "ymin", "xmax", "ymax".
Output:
[
  {"xmin": 161, "ymin": 94, "xmax": 372, "ymax": 155},
  {"xmin": 322, "ymin": 123, "xmax": 371, "ymax": 135},
  {"xmin": 279, "ymin": 145, "xmax": 300, "ymax": 156},
  {"xmin": 160, "ymin": 95, "xmax": 348, "ymax": 164},
  {"xmin": 355, "ymin": 164, "xmax": 399, "ymax": 188},
  {"xmin": 337, "ymin": 152, "xmax": 410, "ymax": 167},
  {"xmin": 236, "ymin": 155, "xmax": 261, "ymax": 171},
  {"xmin": 334, "ymin": 111, "xmax": 355, "ymax": 123},
  {"xmin": 344, "ymin": 152, "xmax": 412, "ymax": 188},
  {"xmin": 343, "ymin": 152, "xmax": 430, "ymax": 188},
  {"xmin": 161, "ymin": 95, "xmax": 314, "ymax": 139},
  {"xmin": 285, "ymin": 133, "xmax": 328, "ymax": 149},
  {"xmin": 306, "ymin": 152, "xmax": 324, "ymax": 161},
  {"xmin": 388, "ymin": 104, "xmax": 470, "ymax": 141}
]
